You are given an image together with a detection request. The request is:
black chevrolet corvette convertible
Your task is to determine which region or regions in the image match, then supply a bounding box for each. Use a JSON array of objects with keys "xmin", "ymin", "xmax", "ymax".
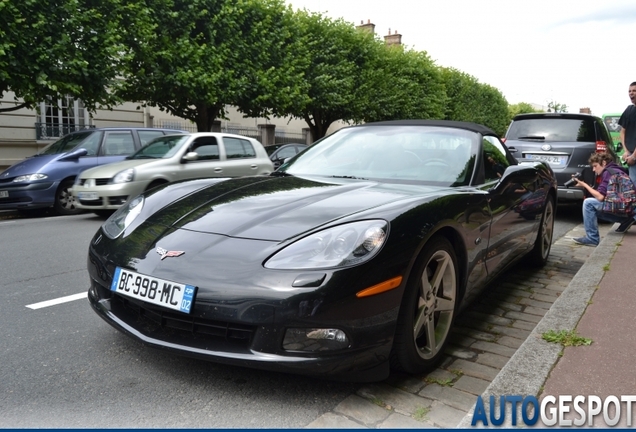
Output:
[{"xmin": 87, "ymin": 120, "xmax": 557, "ymax": 382}]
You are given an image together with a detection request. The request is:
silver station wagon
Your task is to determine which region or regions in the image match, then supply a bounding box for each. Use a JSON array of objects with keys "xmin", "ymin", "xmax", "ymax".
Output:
[{"xmin": 71, "ymin": 132, "xmax": 274, "ymax": 214}]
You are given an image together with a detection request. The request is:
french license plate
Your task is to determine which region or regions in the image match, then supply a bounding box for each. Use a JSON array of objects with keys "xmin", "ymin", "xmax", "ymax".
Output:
[
  {"xmin": 78, "ymin": 191, "xmax": 99, "ymax": 200},
  {"xmin": 111, "ymin": 267, "xmax": 196, "ymax": 314},
  {"xmin": 527, "ymin": 154, "xmax": 567, "ymax": 166},
  {"xmin": 0, "ymin": 190, "xmax": 7, "ymax": 198}
]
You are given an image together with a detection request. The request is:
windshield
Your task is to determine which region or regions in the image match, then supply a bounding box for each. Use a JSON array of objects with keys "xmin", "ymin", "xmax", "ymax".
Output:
[
  {"xmin": 506, "ymin": 118, "xmax": 596, "ymax": 142},
  {"xmin": 280, "ymin": 125, "xmax": 478, "ymax": 186},
  {"xmin": 38, "ymin": 131, "xmax": 101, "ymax": 155},
  {"xmin": 129, "ymin": 135, "xmax": 189, "ymax": 159}
]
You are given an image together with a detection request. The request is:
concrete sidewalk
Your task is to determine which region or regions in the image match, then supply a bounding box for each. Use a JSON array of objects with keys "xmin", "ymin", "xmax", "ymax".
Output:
[{"xmin": 458, "ymin": 225, "xmax": 635, "ymax": 428}]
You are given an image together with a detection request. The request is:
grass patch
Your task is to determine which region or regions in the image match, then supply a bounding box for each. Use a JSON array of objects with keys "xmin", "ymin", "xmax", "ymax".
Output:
[
  {"xmin": 413, "ymin": 406, "xmax": 430, "ymax": 422},
  {"xmin": 542, "ymin": 329, "xmax": 592, "ymax": 347},
  {"xmin": 425, "ymin": 377, "xmax": 453, "ymax": 387},
  {"xmin": 370, "ymin": 397, "xmax": 385, "ymax": 408},
  {"xmin": 603, "ymin": 263, "xmax": 610, "ymax": 271}
]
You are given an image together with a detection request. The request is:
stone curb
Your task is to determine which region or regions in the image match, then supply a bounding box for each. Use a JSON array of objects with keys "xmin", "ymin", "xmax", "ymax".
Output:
[{"xmin": 456, "ymin": 229, "xmax": 623, "ymax": 428}]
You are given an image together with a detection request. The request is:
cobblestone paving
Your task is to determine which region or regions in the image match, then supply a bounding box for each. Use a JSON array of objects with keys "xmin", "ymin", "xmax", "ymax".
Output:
[{"xmin": 306, "ymin": 223, "xmax": 610, "ymax": 428}]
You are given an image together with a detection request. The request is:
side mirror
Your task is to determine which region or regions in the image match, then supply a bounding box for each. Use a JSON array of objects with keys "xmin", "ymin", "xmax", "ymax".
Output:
[
  {"xmin": 58, "ymin": 148, "xmax": 88, "ymax": 161},
  {"xmin": 490, "ymin": 165, "xmax": 537, "ymax": 193},
  {"xmin": 182, "ymin": 152, "xmax": 198, "ymax": 162}
]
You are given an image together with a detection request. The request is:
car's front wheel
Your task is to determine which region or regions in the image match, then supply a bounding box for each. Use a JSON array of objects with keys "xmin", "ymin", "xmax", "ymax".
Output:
[
  {"xmin": 53, "ymin": 179, "xmax": 82, "ymax": 215},
  {"xmin": 391, "ymin": 236, "xmax": 459, "ymax": 374},
  {"xmin": 526, "ymin": 195, "xmax": 555, "ymax": 267}
]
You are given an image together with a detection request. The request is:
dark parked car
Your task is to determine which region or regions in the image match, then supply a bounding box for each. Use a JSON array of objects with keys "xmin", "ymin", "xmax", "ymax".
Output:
[
  {"xmin": 87, "ymin": 120, "xmax": 557, "ymax": 382},
  {"xmin": 267, "ymin": 143, "xmax": 308, "ymax": 169},
  {"xmin": 504, "ymin": 113, "xmax": 617, "ymax": 202},
  {"xmin": 0, "ymin": 127, "xmax": 186, "ymax": 215}
]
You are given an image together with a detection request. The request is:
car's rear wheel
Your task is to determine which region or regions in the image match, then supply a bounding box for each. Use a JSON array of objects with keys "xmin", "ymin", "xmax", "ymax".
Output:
[
  {"xmin": 391, "ymin": 236, "xmax": 459, "ymax": 374},
  {"xmin": 526, "ymin": 195, "xmax": 555, "ymax": 267},
  {"xmin": 53, "ymin": 179, "xmax": 82, "ymax": 215}
]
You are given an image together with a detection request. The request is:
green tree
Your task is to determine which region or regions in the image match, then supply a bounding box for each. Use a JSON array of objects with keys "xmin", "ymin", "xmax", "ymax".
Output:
[
  {"xmin": 508, "ymin": 102, "xmax": 543, "ymax": 120},
  {"xmin": 0, "ymin": 0, "xmax": 127, "ymax": 113},
  {"xmin": 440, "ymin": 67, "xmax": 509, "ymax": 136},
  {"xmin": 269, "ymin": 11, "xmax": 379, "ymax": 140},
  {"xmin": 357, "ymin": 44, "xmax": 447, "ymax": 122},
  {"xmin": 118, "ymin": 0, "xmax": 308, "ymax": 132},
  {"xmin": 547, "ymin": 100, "xmax": 568, "ymax": 113}
]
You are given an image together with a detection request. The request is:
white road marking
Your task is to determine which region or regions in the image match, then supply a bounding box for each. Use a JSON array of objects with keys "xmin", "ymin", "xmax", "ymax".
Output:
[{"xmin": 26, "ymin": 292, "xmax": 88, "ymax": 310}]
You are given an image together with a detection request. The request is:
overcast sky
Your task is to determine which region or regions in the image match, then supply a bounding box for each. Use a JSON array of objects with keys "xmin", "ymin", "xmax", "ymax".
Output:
[{"xmin": 285, "ymin": 0, "xmax": 636, "ymax": 117}]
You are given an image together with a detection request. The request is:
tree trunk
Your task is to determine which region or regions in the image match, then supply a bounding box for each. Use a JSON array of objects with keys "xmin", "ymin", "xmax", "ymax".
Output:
[{"xmin": 194, "ymin": 102, "xmax": 223, "ymax": 132}]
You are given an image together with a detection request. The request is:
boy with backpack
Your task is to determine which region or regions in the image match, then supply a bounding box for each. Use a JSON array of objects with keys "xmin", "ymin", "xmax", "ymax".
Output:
[{"xmin": 571, "ymin": 152, "xmax": 636, "ymax": 246}]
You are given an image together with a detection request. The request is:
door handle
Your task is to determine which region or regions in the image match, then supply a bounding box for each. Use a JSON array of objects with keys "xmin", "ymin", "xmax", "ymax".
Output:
[{"xmin": 214, "ymin": 167, "xmax": 223, "ymax": 173}]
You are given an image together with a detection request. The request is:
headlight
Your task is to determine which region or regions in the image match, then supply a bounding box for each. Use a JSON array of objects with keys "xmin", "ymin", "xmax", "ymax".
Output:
[
  {"xmin": 113, "ymin": 168, "xmax": 134, "ymax": 184},
  {"xmin": 13, "ymin": 173, "xmax": 48, "ymax": 182},
  {"xmin": 102, "ymin": 195, "xmax": 144, "ymax": 239},
  {"xmin": 265, "ymin": 220, "xmax": 387, "ymax": 270}
]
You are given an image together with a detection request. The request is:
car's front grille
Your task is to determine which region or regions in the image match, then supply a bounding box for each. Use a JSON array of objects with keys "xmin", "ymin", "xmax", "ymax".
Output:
[
  {"xmin": 111, "ymin": 294, "xmax": 256, "ymax": 348},
  {"xmin": 78, "ymin": 199, "xmax": 102, "ymax": 206},
  {"xmin": 78, "ymin": 178, "xmax": 110, "ymax": 186},
  {"xmin": 0, "ymin": 196, "xmax": 30, "ymax": 204},
  {"xmin": 107, "ymin": 196, "xmax": 127, "ymax": 205}
]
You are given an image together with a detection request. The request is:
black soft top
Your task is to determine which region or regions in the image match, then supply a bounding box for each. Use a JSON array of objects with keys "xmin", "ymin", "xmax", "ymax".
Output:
[{"xmin": 360, "ymin": 119, "xmax": 497, "ymax": 136}]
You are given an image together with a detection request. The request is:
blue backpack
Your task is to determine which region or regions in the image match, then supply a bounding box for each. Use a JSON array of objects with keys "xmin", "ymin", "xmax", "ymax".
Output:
[{"xmin": 602, "ymin": 168, "xmax": 636, "ymax": 216}]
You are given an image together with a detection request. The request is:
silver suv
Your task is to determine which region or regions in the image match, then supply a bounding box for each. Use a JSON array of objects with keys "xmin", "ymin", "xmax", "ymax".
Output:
[{"xmin": 504, "ymin": 113, "xmax": 617, "ymax": 202}]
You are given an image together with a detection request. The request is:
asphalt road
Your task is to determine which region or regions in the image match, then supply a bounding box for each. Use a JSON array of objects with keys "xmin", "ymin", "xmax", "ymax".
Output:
[{"xmin": 0, "ymin": 205, "xmax": 582, "ymax": 428}]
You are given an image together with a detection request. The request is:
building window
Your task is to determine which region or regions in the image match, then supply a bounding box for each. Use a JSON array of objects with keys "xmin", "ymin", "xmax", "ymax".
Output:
[{"xmin": 36, "ymin": 97, "xmax": 91, "ymax": 140}]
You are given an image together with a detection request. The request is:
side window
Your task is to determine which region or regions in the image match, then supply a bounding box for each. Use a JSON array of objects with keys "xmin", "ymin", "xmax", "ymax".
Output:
[
  {"xmin": 276, "ymin": 146, "xmax": 297, "ymax": 159},
  {"xmin": 223, "ymin": 137, "xmax": 256, "ymax": 159},
  {"xmin": 190, "ymin": 137, "xmax": 219, "ymax": 161},
  {"xmin": 138, "ymin": 131, "xmax": 165, "ymax": 146},
  {"xmin": 102, "ymin": 131, "xmax": 135, "ymax": 156},
  {"xmin": 483, "ymin": 136, "xmax": 510, "ymax": 182},
  {"xmin": 76, "ymin": 132, "xmax": 102, "ymax": 156}
]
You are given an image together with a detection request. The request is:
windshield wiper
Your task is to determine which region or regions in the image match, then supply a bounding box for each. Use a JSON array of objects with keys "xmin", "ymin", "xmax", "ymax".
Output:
[
  {"xmin": 271, "ymin": 171, "xmax": 293, "ymax": 177},
  {"xmin": 517, "ymin": 135, "xmax": 545, "ymax": 140},
  {"xmin": 330, "ymin": 175, "xmax": 368, "ymax": 180},
  {"xmin": 131, "ymin": 155, "xmax": 159, "ymax": 159}
]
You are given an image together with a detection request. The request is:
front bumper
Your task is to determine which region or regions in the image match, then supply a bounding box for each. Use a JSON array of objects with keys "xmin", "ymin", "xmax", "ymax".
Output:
[
  {"xmin": 0, "ymin": 181, "xmax": 57, "ymax": 210},
  {"xmin": 87, "ymin": 238, "xmax": 402, "ymax": 382},
  {"xmin": 72, "ymin": 182, "xmax": 145, "ymax": 210}
]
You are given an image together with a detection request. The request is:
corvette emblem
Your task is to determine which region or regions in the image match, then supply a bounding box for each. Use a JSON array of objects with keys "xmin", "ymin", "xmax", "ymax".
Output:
[{"xmin": 156, "ymin": 247, "xmax": 185, "ymax": 260}]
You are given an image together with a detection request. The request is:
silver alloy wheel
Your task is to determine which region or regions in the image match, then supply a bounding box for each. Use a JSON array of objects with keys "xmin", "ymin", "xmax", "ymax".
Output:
[
  {"xmin": 58, "ymin": 185, "xmax": 76, "ymax": 211},
  {"xmin": 539, "ymin": 199, "xmax": 554, "ymax": 259},
  {"xmin": 414, "ymin": 249, "xmax": 457, "ymax": 360}
]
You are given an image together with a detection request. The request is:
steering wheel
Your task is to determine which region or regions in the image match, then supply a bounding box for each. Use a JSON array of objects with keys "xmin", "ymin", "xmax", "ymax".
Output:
[
  {"xmin": 422, "ymin": 158, "xmax": 451, "ymax": 167},
  {"xmin": 404, "ymin": 151, "xmax": 424, "ymax": 163}
]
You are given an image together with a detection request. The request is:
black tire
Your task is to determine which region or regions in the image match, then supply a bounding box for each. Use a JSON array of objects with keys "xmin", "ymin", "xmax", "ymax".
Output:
[
  {"xmin": 526, "ymin": 195, "xmax": 555, "ymax": 267},
  {"xmin": 93, "ymin": 210, "xmax": 114, "ymax": 218},
  {"xmin": 391, "ymin": 236, "xmax": 460, "ymax": 374},
  {"xmin": 53, "ymin": 179, "xmax": 82, "ymax": 215},
  {"xmin": 145, "ymin": 180, "xmax": 167, "ymax": 192}
]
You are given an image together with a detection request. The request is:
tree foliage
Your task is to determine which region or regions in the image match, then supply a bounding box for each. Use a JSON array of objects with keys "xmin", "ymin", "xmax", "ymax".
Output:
[
  {"xmin": 118, "ymin": 0, "xmax": 307, "ymax": 132},
  {"xmin": 0, "ymin": 0, "xmax": 126, "ymax": 113},
  {"xmin": 440, "ymin": 67, "xmax": 510, "ymax": 136},
  {"xmin": 268, "ymin": 11, "xmax": 379, "ymax": 140},
  {"xmin": 547, "ymin": 100, "xmax": 568, "ymax": 113},
  {"xmin": 357, "ymin": 45, "xmax": 447, "ymax": 123},
  {"xmin": 508, "ymin": 102, "xmax": 543, "ymax": 121}
]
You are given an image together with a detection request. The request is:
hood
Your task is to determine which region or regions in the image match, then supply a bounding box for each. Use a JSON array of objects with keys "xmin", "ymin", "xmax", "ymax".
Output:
[
  {"xmin": 80, "ymin": 158, "xmax": 154, "ymax": 178},
  {"xmin": 0, "ymin": 154, "xmax": 58, "ymax": 179},
  {"xmin": 145, "ymin": 176, "xmax": 446, "ymax": 241}
]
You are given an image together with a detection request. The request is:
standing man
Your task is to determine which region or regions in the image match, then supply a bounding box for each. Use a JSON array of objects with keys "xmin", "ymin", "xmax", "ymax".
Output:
[
  {"xmin": 619, "ymin": 82, "xmax": 636, "ymax": 186},
  {"xmin": 615, "ymin": 82, "xmax": 636, "ymax": 233}
]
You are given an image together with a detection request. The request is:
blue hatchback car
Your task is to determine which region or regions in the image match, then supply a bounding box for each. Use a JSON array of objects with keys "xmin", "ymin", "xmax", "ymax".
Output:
[{"xmin": 0, "ymin": 127, "xmax": 187, "ymax": 215}]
